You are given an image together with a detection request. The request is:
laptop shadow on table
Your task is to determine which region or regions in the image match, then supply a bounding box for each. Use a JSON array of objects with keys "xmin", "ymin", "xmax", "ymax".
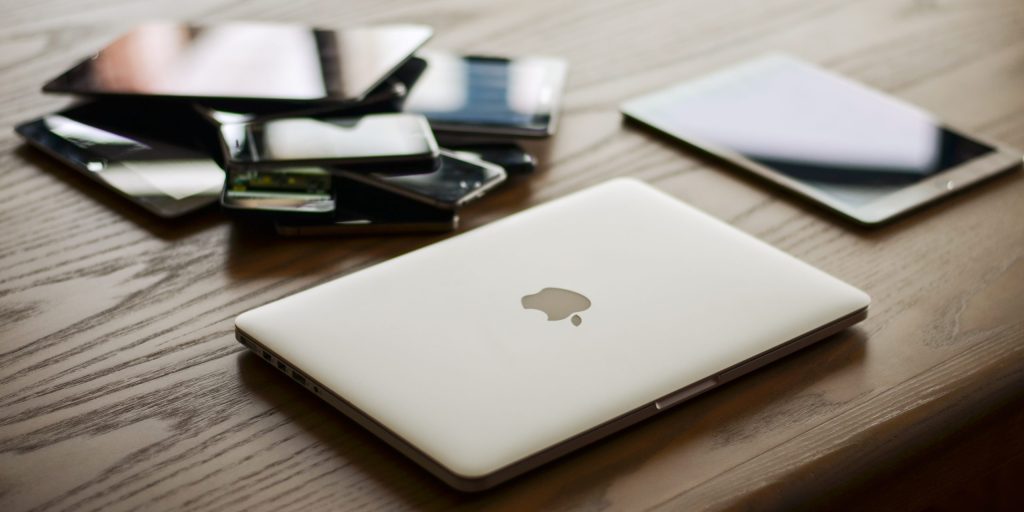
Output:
[
  {"xmin": 13, "ymin": 145, "xmax": 226, "ymax": 242},
  {"xmin": 235, "ymin": 325, "xmax": 867, "ymax": 507}
]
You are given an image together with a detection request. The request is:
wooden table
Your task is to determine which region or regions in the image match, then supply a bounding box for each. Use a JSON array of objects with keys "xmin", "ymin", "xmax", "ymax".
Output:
[{"xmin": 2, "ymin": 0, "xmax": 1023, "ymax": 510}]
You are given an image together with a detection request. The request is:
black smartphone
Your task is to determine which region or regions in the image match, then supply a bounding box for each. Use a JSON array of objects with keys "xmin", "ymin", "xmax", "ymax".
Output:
[
  {"xmin": 337, "ymin": 150, "xmax": 506, "ymax": 210},
  {"xmin": 275, "ymin": 178, "xmax": 457, "ymax": 235},
  {"xmin": 218, "ymin": 113, "xmax": 440, "ymax": 173},
  {"xmin": 14, "ymin": 101, "xmax": 224, "ymax": 218},
  {"xmin": 404, "ymin": 51, "xmax": 568, "ymax": 138},
  {"xmin": 448, "ymin": 144, "xmax": 536, "ymax": 175}
]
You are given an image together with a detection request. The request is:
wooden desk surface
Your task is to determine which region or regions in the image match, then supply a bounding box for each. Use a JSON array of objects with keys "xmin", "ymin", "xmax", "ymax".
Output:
[{"xmin": 2, "ymin": 0, "xmax": 1023, "ymax": 510}]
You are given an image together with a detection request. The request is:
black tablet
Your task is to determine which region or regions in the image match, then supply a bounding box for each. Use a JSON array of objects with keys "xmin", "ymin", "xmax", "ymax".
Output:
[
  {"xmin": 42, "ymin": 22, "xmax": 432, "ymax": 106},
  {"xmin": 15, "ymin": 102, "xmax": 224, "ymax": 218}
]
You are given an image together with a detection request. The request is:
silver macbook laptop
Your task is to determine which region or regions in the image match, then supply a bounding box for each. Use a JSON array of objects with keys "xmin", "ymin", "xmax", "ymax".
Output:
[{"xmin": 235, "ymin": 178, "xmax": 869, "ymax": 491}]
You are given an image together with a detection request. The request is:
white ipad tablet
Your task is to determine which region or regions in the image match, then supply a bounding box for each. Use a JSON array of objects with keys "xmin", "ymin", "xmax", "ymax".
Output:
[
  {"xmin": 621, "ymin": 55, "xmax": 1021, "ymax": 225},
  {"xmin": 235, "ymin": 178, "xmax": 869, "ymax": 490}
]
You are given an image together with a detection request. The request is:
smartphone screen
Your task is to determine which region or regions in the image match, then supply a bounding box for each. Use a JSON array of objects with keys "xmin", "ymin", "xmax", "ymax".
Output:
[
  {"xmin": 193, "ymin": 56, "xmax": 429, "ymax": 122},
  {"xmin": 338, "ymin": 150, "xmax": 506, "ymax": 209},
  {"xmin": 42, "ymin": 22, "xmax": 433, "ymax": 105},
  {"xmin": 219, "ymin": 113, "xmax": 439, "ymax": 171},
  {"xmin": 404, "ymin": 51, "xmax": 567, "ymax": 137}
]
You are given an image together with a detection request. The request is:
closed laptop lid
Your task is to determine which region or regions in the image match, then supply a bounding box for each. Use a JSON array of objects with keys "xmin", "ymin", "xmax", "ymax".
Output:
[{"xmin": 235, "ymin": 178, "xmax": 869, "ymax": 480}]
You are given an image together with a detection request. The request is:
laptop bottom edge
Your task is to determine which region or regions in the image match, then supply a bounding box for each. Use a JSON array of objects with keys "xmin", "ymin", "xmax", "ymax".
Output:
[{"xmin": 235, "ymin": 306, "xmax": 867, "ymax": 491}]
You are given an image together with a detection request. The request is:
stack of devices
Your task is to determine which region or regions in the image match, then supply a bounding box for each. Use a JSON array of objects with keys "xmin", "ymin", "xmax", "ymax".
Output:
[{"xmin": 15, "ymin": 22, "xmax": 568, "ymax": 234}]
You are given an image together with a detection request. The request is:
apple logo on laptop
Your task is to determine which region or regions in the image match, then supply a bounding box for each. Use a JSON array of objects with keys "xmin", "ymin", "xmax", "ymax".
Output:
[{"xmin": 521, "ymin": 287, "xmax": 592, "ymax": 326}]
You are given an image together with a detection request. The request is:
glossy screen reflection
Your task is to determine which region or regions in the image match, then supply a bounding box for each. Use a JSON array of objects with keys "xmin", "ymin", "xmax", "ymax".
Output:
[
  {"xmin": 404, "ymin": 52, "xmax": 566, "ymax": 135},
  {"xmin": 353, "ymin": 152, "xmax": 505, "ymax": 206},
  {"xmin": 337, "ymin": 150, "xmax": 505, "ymax": 208},
  {"xmin": 220, "ymin": 113, "xmax": 438, "ymax": 170},
  {"xmin": 14, "ymin": 103, "xmax": 224, "ymax": 217},
  {"xmin": 42, "ymin": 22, "xmax": 432, "ymax": 104},
  {"xmin": 626, "ymin": 56, "xmax": 995, "ymax": 207}
]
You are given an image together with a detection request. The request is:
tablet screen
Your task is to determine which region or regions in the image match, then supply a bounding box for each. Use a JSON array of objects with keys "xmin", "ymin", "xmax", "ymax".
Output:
[
  {"xmin": 404, "ymin": 52, "xmax": 567, "ymax": 136},
  {"xmin": 15, "ymin": 103, "xmax": 224, "ymax": 217},
  {"xmin": 42, "ymin": 22, "xmax": 432, "ymax": 104},
  {"xmin": 622, "ymin": 55, "xmax": 995, "ymax": 207}
]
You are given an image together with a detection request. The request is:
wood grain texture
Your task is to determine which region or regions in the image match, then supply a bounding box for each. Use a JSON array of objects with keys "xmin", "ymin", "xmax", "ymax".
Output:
[{"xmin": 2, "ymin": 0, "xmax": 1023, "ymax": 510}]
